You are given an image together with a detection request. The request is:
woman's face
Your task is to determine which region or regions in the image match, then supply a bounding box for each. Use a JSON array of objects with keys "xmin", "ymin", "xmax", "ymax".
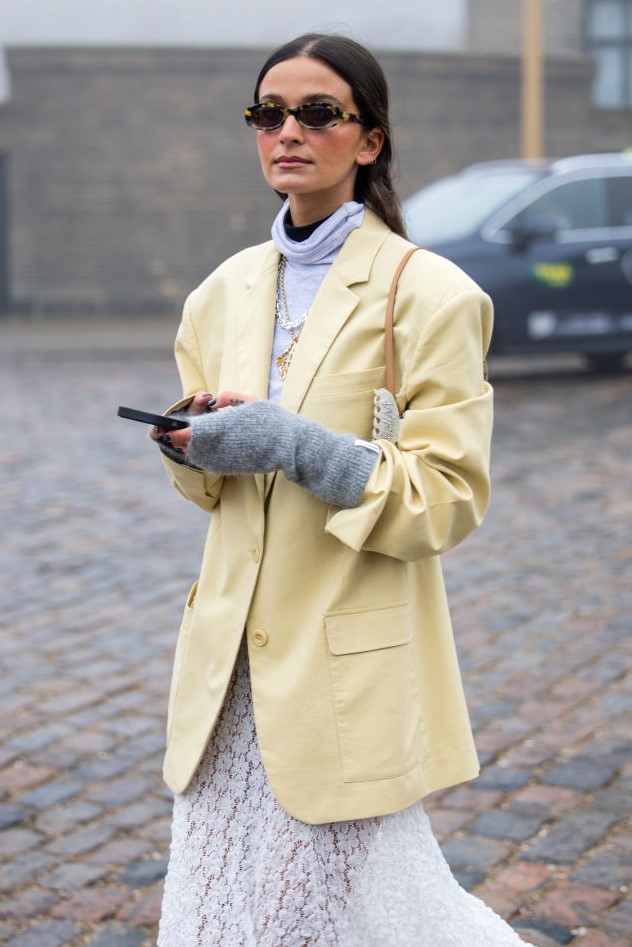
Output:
[{"xmin": 255, "ymin": 56, "xmax": 382, "ymax": 226}]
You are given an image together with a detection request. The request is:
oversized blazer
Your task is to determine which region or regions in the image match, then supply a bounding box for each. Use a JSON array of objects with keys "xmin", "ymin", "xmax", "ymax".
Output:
[{"xmin": 160, "ymin": 208, "xmax": 494, "ymax": 824}]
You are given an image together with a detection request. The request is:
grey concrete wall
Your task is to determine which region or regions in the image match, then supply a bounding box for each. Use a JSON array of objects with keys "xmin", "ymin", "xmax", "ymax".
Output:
[
  {"xmin": 467, "ymin": 0, "xmax": 584, "ymax": 57},
  {"xmin": 0, "ymin": 46, "xmax": 628, "ymax": 315},
  {"xmin": 0, "ymin": 49, "xmax": 276, "ymax": 313}
]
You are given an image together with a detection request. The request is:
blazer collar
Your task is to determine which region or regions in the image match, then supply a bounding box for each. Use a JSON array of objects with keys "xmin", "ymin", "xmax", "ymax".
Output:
[
  {"xmin": 235, "ymin": 209, "xmax": 391, "ymax": 410},
  {"xmin": 280, "ymin": 210, "xmax": 390, "ymax": 412}
]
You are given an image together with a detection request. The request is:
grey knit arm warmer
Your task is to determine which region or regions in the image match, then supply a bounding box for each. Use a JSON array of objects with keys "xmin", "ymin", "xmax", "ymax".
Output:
[{"xmin": 184, "ymin": 400, "xmax": 379, "ymax": 508}]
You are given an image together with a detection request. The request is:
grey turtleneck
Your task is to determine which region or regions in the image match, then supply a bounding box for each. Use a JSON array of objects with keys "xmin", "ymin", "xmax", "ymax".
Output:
[{"xmin": 268, "ymin": 199, "xmax": 365, "ymax": 402}]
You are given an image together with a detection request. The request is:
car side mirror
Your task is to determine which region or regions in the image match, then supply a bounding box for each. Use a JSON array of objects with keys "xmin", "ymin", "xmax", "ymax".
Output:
[{"xmin": 508, "ymin": 216, "xmax": 558, "ymax": 249}]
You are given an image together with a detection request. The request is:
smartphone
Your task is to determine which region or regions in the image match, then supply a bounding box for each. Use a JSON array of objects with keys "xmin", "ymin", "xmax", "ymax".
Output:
[{"xmin": 117, "ymin": 406, "xmax": 190, "ymax": 430}]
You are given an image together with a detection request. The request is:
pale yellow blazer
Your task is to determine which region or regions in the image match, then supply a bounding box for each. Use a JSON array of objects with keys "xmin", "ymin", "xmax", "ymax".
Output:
[{"xmin": 160, "ymin": 209, "xmax": 494, "ymax": 824}]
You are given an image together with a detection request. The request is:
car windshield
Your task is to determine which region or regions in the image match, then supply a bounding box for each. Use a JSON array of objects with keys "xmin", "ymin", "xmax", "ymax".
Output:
[{"xmin": 403, "ymin": 167, "xmax": 543, "ymax": 244}]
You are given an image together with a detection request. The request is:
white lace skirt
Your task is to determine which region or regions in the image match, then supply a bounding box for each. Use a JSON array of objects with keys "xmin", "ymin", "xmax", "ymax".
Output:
[{"xmin": 158, "ymin": 642, "xmax": 532, "ymax": 947}]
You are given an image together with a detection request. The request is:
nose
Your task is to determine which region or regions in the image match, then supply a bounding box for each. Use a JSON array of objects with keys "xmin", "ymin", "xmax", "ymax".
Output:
[{"xmin": 278, "ymin": 113, "xmax": 304, "ymax": 141}]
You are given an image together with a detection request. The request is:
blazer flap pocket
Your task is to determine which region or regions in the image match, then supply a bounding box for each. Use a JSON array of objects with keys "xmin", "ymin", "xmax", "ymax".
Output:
[
  {"xmin": 309, "ymin": 366, "xmax": 385, "ymax": 400},
  {"xmin": 325, "ymin": 603, "xmax": 412, "ymax": 655}
]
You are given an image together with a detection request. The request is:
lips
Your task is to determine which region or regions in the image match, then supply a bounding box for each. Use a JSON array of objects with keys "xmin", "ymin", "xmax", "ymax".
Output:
[{"xmin": 275, "ymin": 155, "xmax": 311, "ymax": 168}]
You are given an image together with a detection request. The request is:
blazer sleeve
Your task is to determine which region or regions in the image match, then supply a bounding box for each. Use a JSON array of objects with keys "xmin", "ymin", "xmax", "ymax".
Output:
[
  {"xmin": 325, "ymin": 281, "xmax": 494, "ymax": 561},
  {"xmin": 160, "ymin": 294, "xmax": 225, "ymax": 513}
]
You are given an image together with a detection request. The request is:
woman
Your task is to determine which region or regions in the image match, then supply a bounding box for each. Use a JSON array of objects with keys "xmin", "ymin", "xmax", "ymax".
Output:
[{"xmin": 153, "ymin": 33, "xmax": 531, "ymax": 947}]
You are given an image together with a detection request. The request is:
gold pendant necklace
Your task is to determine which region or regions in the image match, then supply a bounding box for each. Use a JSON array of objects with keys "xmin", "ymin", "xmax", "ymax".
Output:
[
  {"xmin": 275, "ymin": 256, "xmax": 308, "ymax": 380},
  {"xmin": 276, "ymin": 332, "xmax": 300, "ymax": 380}
]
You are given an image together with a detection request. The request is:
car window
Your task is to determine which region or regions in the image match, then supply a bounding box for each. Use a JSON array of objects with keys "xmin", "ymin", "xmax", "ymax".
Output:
[
  {"xmin": 403, "ymin": 169, "xmax": 541, "ymax": 243},
  {"xmin": 608, "ymin": 175, "xmax": 632, "ymax": 226},
  {"xmin": 506, "ymin": 177, "xmax": 609, "ymax": 232}
]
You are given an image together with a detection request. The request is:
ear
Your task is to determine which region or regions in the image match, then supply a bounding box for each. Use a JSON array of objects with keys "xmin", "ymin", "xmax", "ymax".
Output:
[{"xmin": 356, "ymin": 128, "xmax": 385, "ymax": 166}]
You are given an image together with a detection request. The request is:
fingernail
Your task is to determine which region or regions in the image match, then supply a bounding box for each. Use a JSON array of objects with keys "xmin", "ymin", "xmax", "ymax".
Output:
[
  {"xmin": 162, "ymin": 434, "xmax": 172, "ymax": 444},
  {"xmin": 207, "ymin": 398, "xmax": 217, "ymax": 410}
]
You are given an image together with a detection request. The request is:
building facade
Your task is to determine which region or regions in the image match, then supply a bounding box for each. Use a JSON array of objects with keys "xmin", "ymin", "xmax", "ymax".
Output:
[{"xmin": 0, "ymin": 0, "xmax": 630, "ymax": 314}]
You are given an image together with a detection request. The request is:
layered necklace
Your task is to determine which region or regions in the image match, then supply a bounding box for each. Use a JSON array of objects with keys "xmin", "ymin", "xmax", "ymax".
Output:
[{"xmin": 275, "ymin": 255, "xmax": 309, "ymax": 380}]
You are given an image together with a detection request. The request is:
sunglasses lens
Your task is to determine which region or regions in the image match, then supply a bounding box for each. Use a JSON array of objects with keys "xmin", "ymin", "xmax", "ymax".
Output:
[
  {"xmin": 298, "ymin": 105, "xmax": 336, "ymax": 128},
  {"xmin": 247, "ymin": 104, "xmax": 285, "ymax": 129},
  {"xmin": 245, "ymin": 102, "xmax": 345, "ymax": 130}
]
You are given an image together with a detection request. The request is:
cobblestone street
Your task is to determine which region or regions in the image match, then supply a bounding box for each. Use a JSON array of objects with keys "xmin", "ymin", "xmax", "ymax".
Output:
[{"xmin": 1, "ymin": 318, "xmax": 631, "ymax": 947}]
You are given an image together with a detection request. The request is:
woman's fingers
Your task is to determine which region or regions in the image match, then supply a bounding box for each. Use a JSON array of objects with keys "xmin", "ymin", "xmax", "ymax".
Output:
[
  {"xmin": 149, "ymin": 390, "xmax": 257, "ymax": 454},
  {"xmin": 187, "ymin": 390, "xmax": 256, "ymax": 414},
  {"xmin": 188, "ymin": 392, "xmax": 216, "ymax": 415},
  {"xmin": 212, "ymin": 390, "xmax": 257, "ymax": 409},
  {"xmin": 159, "ymin": 427, "xmax": 192, "ymax": 451}
]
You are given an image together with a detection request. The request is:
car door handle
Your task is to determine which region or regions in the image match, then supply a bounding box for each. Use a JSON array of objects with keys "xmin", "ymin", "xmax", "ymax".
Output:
[{"xmin": 585, "ymin": 247, "xmax": 620, "ymax": 264}]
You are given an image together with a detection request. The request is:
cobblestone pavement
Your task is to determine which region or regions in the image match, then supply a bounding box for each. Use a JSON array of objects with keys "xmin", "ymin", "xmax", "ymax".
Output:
[{"xmin": 1, "ymin": 317, "xmax": 631, "ymax": 947}]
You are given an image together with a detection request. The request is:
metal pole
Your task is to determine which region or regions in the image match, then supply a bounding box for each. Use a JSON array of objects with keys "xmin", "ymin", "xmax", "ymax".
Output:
[{"xmin": 522, "ymin": 0, "xmax": 544, "ymax": 159}]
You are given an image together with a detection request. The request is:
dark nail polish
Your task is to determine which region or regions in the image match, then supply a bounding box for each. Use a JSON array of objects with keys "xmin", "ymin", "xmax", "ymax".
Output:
[{"xmin": 162, "ymin": 434, "xmax": 172, "ymax": 444}]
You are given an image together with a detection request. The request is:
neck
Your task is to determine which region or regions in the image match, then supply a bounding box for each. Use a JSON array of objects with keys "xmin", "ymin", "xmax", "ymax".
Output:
[{"xmin": 287, "ymin": 194, "xmax": 351, "ymax": 228}]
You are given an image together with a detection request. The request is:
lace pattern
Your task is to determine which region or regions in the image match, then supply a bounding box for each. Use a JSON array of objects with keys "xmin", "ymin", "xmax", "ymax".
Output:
[{"xmin": 157, "ymin": 641, "xmax": 532, "ymax": 946}]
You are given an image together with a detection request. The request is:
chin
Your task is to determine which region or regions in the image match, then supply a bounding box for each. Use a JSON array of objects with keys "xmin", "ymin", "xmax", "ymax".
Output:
[{"xmin": 269, "ymin": 169, "xmax": 313, "ymax": 189}]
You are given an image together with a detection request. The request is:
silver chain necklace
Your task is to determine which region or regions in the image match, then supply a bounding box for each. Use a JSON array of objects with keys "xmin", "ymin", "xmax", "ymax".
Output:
[{"xmin": 275, "ymin": 255, "xmax": 309, "ymax": 379}]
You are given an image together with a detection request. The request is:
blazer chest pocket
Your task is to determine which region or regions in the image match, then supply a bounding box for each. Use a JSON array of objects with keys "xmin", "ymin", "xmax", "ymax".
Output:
[
  {"xmin": 306, "ymin": 367, "xmax": 385, "ymax": 437},
  {"xmin": 324, "ymin": 603, "xmax": 420, "ymax": 783}
]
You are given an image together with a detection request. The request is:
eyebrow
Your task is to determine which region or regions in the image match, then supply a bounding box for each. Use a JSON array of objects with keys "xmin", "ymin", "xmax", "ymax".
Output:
[{"xmin": 258, "ymin": 92, "xmax": 346, "ymax": 107}]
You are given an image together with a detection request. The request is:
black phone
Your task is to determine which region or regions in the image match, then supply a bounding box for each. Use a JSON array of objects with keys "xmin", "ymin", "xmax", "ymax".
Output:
[{"xmin": 117, "ymin": 406, "xmax": 190, "ymax": 430}]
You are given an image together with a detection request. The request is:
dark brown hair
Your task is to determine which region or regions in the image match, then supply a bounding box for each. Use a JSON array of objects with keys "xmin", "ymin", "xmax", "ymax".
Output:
[{"xmin": 253, "ymin": 33, "xmax": 405, "ymax": 237}]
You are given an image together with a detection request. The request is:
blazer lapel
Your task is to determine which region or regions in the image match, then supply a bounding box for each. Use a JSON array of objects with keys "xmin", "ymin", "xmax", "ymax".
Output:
[
  {"xmin": 232, "ymin": 212, "xmax": 390, "ymax": 499},
  {"xmin": 280, "ymin": 214, "xmax": 390, "ymax": 413},
  {"xmin": 235, "ymin": 243, "xmax": 279, "ymax": 400},
  {"xmin": 234, "ymin": 243, "xmax": 278, "ymax": 499}
]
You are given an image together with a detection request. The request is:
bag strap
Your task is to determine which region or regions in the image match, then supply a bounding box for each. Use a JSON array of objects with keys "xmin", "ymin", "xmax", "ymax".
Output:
[
  {"xmin": 385, "ymin": 247, "xmax": 490, "ymax": 393},
  {"xmin": 385, "ymin": 247, "xmax": 421, "ymax": 397}
]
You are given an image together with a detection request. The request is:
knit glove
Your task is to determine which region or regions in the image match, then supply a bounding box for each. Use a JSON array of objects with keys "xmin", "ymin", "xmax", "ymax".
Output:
[{"xmin": 185, "ymin": 400, "xmax": 379, "ymax": 508}]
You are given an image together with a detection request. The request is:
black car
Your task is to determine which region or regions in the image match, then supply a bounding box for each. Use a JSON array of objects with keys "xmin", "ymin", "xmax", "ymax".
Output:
[{"xmin": 404, "ymin": 153, "xmax": 632, "ymax": 370}]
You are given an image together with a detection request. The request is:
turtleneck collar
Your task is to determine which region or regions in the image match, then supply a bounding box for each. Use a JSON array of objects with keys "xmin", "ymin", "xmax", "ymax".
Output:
[
  {"xmin": 271, "ymin": 199, "xmax": 365, "ymax": 265},
  {"xmin": 284, "ymin": 211, "xmax": 330, "ymax": 243}
]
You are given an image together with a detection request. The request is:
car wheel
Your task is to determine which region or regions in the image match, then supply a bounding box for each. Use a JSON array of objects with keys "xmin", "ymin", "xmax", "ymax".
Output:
[{"xmin": 586, "ymin": 352, "xmax": 627, "ymax": 373}]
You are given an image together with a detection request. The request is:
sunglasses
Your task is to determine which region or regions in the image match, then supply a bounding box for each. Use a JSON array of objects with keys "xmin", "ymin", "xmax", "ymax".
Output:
[{"xmin": 244, "ymin": 101, "xmax": 366, "ymax": 131}]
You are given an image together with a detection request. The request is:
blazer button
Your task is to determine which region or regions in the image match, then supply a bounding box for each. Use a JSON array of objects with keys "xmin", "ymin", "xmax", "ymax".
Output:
[
  {"xmin": 252, "ymin": 629, "xmax": 268, "ymax": 647},
  {"xmin": 250, "ymin": 547, "xmax": 261, "ymax": 563}
]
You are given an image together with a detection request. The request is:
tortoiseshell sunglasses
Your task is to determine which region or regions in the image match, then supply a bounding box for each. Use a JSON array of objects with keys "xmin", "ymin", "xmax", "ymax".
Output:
[{"xmin": 244, "ymin": 102, "xmax": 367, "ymax": 131}]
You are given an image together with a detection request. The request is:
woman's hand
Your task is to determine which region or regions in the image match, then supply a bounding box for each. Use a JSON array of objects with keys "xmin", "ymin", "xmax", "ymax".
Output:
[
  {"xmin": 149, "ymin": 390, "xmax": 256, "ymax": 454},
  {"xmin": 181, "ymin": 400, "xmax": 378, "ymax": 508}
]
